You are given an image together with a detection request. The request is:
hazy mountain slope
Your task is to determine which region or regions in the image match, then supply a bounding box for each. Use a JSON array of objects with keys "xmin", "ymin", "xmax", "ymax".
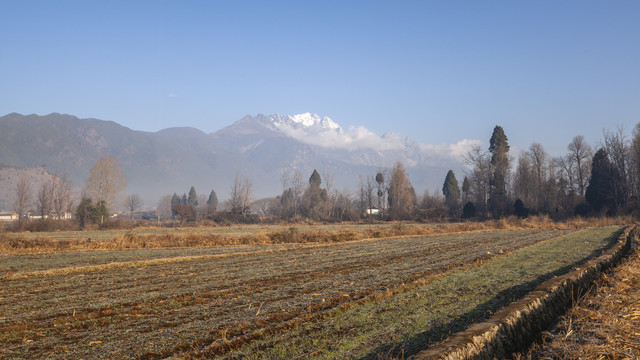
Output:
[
  {"xmin": 0, "ymin": 166, "xmax": 62, "ymax": 211},
  {"xmin": 0, "ymin": 112, "xmax": 471, "ymax": 208},
  {"xmin": 210, "ymin": 114, "xmax": 471, "ymax": 196},
  {"xmin": 0, "ymin": 113, "xmax": 210, "ymax": 203}
]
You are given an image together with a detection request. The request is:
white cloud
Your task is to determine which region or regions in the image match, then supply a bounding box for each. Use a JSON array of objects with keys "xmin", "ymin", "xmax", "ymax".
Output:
[
  {"xmin": 419, "ymin": 139, "xmax": 484, "ymax": 158},
  {"xmin": 168, "ymin": 93, "xmax": 178, "ymax": 98},
  {"xmin": 272, "ymin": 117, "xmax": 482, "ymax": 159},
  {"xmin": 276, "ymin": 124, "xmax": 406, "ymax": 151}
]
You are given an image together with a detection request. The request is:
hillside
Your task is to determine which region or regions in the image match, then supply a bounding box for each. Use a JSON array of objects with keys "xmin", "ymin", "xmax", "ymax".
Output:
[
  {"xmin": 0, "ymin": 112, "xmax": 471, "ymax": 206},
  {"xmin": 0, "ymin": 167, "xmax": 61, "ymax": 211}
]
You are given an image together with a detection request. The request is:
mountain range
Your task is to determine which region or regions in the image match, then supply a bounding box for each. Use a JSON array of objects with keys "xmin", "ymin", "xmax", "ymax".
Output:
[{"xmin": 0, "ymin": 112, "xmax": 477, "ymax": 208}]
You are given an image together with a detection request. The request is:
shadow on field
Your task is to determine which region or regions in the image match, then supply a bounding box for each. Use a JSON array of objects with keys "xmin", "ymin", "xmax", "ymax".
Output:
[{"xmin": 359, "ymin": 232, "xmax": 620, "ymax": 360}]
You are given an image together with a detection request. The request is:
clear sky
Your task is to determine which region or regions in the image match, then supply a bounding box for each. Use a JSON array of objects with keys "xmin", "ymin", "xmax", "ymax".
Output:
[{"xmin": 2, "ymin": 1, "xmax": 639, "ymax": 155}]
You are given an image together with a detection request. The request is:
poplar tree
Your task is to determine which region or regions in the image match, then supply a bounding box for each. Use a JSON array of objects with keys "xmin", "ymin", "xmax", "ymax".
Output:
[
  {"xmin": 387, "ymin": 162, "xmax": 415, "ymax": 219},
  {"xmin": 84, "ymin": 155, "xmax": 126, "ymax": 213},
  {"xmin": 375, "ymin": 172, "xmax": 385, "ymax": 211}
]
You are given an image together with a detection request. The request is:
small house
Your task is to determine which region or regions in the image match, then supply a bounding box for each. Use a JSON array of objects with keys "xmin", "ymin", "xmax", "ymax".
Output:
[
  {"xmin": 365, "ymin": 207, "xmax": 381, "ymax": 216},
  {"xmin": 0, "ymin": 211, "xmax": 18, "ymax": 221}
]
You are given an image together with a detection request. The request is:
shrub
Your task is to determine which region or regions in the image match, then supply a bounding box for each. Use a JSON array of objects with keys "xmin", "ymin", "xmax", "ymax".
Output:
[{"xmin": 462, "ymin": 202, "xmax": 477, "ymax": 219}]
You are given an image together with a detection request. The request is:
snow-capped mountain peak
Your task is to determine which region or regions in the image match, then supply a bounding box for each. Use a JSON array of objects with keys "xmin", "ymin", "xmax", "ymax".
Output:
[
  {"xmin": 245, "ymin": 113, "xmax": 480, "ymax": 162},
  {"xmin": 289, "ymin": 113, "xmax": 341, "ymax": 131},
  {"xmin": 268, "ymin": 113, "xmax": 342, "ymax": 132}
]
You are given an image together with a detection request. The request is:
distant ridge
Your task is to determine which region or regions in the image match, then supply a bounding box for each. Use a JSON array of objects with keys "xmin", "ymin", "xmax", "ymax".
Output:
[{"xmin": 0, "ymin": 112, "xmax": 474, "ymax": 207}]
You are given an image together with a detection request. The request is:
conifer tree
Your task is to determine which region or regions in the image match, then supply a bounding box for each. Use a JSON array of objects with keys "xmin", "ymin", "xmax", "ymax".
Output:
[
  {"xmin": 461, "ymin": 176, "xmax": 471, "ymax": 203},
  {"xmin": 442, "ymin": 170, "xmax": 461, "ymax": 215},
  {"xmin": 586, "ymin": 148, "xmax": 622, "ymax": 213},
  {"xmin": 207, "ymin": 189, "xmax": 218, "ymax": 216},
  {"xmin": 375, "ymin": 172, "xmax": 385, "ymax": 211},
  {"xmin": 188, "ymin": 186, "xmax": 198, "ymax": 207},
  {"xmin": 309, "ymin": 169, "xmax": 321, "ymax": 188},
  {"xmin": 488, "ymin": 125, "xmax": 510, "ymax": 215}
]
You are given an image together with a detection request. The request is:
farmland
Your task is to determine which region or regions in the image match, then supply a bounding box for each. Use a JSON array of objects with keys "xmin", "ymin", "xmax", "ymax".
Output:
[
  {"xmin": 0, "ymin": 225, "xmax": 623, "ymax": 359},
  {"xmin": 524, "ymin": 234, "xmax": 640, "ymax": 359}
]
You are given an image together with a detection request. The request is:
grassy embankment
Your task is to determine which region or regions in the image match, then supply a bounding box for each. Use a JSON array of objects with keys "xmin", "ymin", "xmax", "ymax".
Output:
[{"xmin": 521, "ymin": 236, "xmax": 640, "ymax": 359}]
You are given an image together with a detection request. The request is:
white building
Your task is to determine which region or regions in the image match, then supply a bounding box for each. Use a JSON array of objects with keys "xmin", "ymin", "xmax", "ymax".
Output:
[{"xmin": 0, "ymin": 211, "xmax": 18, "ymax": 221}]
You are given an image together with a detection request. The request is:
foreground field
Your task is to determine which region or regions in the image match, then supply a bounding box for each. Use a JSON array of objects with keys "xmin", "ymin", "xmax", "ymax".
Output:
[{"xmin": 0, "ymin": 227, "xmax": 622, "ymax": 359}]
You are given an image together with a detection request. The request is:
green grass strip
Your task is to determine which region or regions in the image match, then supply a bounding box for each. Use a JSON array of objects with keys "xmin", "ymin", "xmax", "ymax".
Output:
[{"xmin": 228, "ymin": 227, "xmax": 622, "ymax": 360}]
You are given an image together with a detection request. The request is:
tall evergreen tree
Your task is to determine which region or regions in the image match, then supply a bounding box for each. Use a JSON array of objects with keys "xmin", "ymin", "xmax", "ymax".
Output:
[
  {"xmin": 461, "ymin": 176, "xmax": 471, "ymax": 203},
  {"xmin": 462, "ymin": 201, "xmax": 476, "ymax": 219},
  {"xmin": 375, "ymin": 172, "xmax": 385, "ymax": 211},
  {"xmin": 488, "ymin": 125, "xmax": 510, "ymax": 215},
  {"xmin": 207, "ymin": 189, "xmax": 218, "ymax": 216},
  {"xmin": 442, "ymin": 170, "xmax": 461, "ymax": 215},
  {"xmin": 188, "ymin": 186, "xmax": 198, "ymax": 207},
  {"xmin": 170, "ymin": 193, "xmax": 180, "ymax": 218},
  {"xmin": 586, "ymin": 148, "xmax": 622, "ymax": 213},
  {"xmin": 309, "ymin": 169, "xmax": 321, "ymax": 188},
  {"xmin": 304, "ymin": 169, "xmax": 328, "ymax": 219}
]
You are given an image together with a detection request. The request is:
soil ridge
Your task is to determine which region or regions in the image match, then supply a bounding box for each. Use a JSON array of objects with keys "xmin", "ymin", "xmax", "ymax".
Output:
[{"xmin": 413, "ymin": 225, "xmax": 635, "ymax": 360}]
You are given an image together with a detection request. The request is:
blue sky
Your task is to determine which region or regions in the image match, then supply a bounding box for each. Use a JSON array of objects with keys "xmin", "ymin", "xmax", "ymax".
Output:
[{"xmin": 2, "ymin": 1, "xmax": 639, "ymax": 155}]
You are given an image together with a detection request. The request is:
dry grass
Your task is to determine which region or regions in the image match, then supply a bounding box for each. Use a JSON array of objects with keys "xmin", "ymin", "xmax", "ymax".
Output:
[
  {"xmin": 1, "ymin": 228, "xmax": 582, "ymax": 359},
  {"xmin": 522, "ymin": 242, "xmax": 640, "ymax": 359},
  {"xmin": 0, "ymin": 216, "xmax": 632, "ymax": 255}
]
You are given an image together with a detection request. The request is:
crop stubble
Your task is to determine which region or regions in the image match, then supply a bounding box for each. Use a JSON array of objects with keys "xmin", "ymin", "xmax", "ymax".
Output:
[{"xmin": 0, "ymin": 229, "xmax": 589, "ymax": 359}]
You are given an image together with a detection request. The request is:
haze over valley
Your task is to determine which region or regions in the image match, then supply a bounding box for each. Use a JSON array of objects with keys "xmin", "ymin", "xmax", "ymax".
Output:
[{"xmin": 0, "ymin": 112, "xmax": 475, "ymax": 208}]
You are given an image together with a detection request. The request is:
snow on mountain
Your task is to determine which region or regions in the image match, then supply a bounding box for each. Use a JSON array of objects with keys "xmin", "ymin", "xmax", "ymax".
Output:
[{"xmin": 253, "ymin": 113, "xmax": 481, "ymax": 161}]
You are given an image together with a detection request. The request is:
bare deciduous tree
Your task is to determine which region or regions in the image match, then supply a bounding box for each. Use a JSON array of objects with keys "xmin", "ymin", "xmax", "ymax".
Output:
[
  {"xmin": 280, "ymin": 168, "xmax": 305, "ymax": 218},
  {"xmin": 554, "ymin": 155, "xmax": 575, "ymax": 195},
  {"xmin": 228, "ymin": 173, "xmax": 253, "ymax": 217},
  {"xmin": 631, "ymin": 124, "xmax": 640, "ymax": 197},
  {"xmin": 322, "ymin": 169, "xmax": 338, "ymax": 219},
  {"xmin": 527, "ymin": 143, "xmax": 548, "ymax": 210},
  {"xmin": 387, "ymin": 162, "xmax": 415, "ymax": 219},
  {"xmin": 13, "ymin": 176, "xmax": 32, "ymax": 225},
  {"xmin": 241, "ymin": 177, "xmax": 253, "ymax": 217},
  {"xmin": 156, "ymin": 195, "xmax": 173, "ymax": 221},
  {"xmin": 358, "ymin": 175, "xmax": 375, "ymax": 214},
  {"xmin": 252, "ymin": 198, "xmax": 279, "ymax": 219},
  {"xmin": 567, "ymin": 135, "xmax": 592, "ymax": 197},
  {"xmin": 464, "ymin": 145, "xmax": 492, "ymax": 214},
  {"xmin": 513, "ymin": 152, "xmax": 533, "ymax": 206},
  {"xmin": 36, "ymin": 181, "xmax": 55, "ymax": 218},
  {"xmin": 85, "ymin": 155, "xmax": 127, "ymax": 212},
  {"xmin": 125, "ymin": 194, "xmax": 143, "ymax": 219},
  {"xmin": 602, "ymin": 127, "xmax": 630, "ymax": 203},
  {"xmin": 53, "ymin": 174, "xmax": 74, "ymax": 219}
]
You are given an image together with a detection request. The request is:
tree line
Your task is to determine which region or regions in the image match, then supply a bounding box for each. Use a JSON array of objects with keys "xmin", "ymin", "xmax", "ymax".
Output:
[
  {"xmin": 10, "ymin": 123, "xmax": 640, "ymax": 229},
  {"xmin": 10, "ymin": 155, "xmax": 127, "ymax": 230},
  {"xmin": 458, "ymin": 125, "xmax": 640, "ymax": 219}
]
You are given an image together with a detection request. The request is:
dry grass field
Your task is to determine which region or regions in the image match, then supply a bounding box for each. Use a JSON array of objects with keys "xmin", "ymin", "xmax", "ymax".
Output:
[
  {"xmin": 522, "ymin": 241, "xmax": 640, "ymax": 359},
  {"xmin": 0, "ymin": 222, "xmax": 626, "ymax": 359}
]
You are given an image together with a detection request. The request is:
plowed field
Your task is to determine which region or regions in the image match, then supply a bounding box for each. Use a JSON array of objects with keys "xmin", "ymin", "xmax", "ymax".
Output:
[{"xmin": 0, "ymin": 227, "xmax": 622, "ymax": 359}]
